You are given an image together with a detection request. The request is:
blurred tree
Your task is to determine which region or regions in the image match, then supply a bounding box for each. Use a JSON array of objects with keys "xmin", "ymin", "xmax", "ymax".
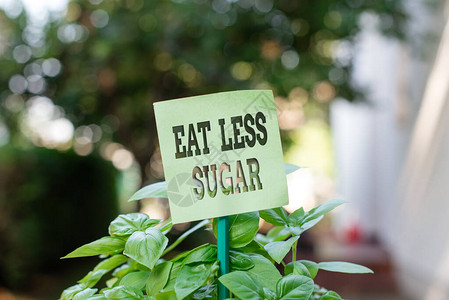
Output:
[
  {"xmin": 0, "ymin": 0, "xmax": 406, "ymax": 182},
  {"xmin": 0, "ymin": 0, "xmax": 406, "ymax": 292}
]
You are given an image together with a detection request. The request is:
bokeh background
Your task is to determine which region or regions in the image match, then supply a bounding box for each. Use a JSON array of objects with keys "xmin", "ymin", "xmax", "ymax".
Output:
[{"xmin": 0, "ymin": 0, "xmax": 448, "ymax": 299}]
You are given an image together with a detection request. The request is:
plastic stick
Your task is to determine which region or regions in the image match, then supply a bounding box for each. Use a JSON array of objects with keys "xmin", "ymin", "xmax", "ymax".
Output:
[{"xmin": 217, "ymin": 216, "xmax": 229, "ymax": 299}]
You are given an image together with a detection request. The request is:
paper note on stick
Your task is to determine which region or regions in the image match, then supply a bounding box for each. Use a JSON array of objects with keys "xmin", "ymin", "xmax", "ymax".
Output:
[{"xmin": 154, "ymin": 90, "xmax": 288, "ymax": 223}]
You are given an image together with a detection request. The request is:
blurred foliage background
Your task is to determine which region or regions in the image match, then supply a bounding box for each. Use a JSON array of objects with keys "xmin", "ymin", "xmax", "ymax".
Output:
[{"xmin": 0, "ymin": 0, "xmax": 405, "ymax": 296}]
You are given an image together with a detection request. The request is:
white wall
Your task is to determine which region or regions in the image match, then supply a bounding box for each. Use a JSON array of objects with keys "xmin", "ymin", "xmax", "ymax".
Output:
[
  {"xmin": 393, "ymin": 3, "xmax": 449, "ymax": 298},
  {"xmin": 331, "ymin": 1, "xmax": 449, "ymax": 298},
  {"xmin": 331, "ymin": 13, "xmax": 415, "ymax": 247}
]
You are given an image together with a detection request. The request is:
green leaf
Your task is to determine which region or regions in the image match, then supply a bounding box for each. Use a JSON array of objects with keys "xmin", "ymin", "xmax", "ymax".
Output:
[
  {"xmin": 78, "ymin": 254, "xmax": 129, "ymax": 288},
  {"xmin": 163, "ymin": 261, "xmax": 183, "ymax": 291},
  {"xmin": 79, "ymin": 270, "xmax": 109, "ymax": 288},
  {"xmin": 246, "ymin": 253, "xmax": 281, "ymax": 291},
  {"xmin": 175, "ymin": 262, "xmax": 218, "ymax": 299},
  {"xmin": 62, "ymin": 237, "xmax": 126, "ymax": 259},
  {"xmin": 299, "ymin": 216, "xmax": 324, "ymax": 233},
  {"xmin": 318, "ymin": 261, "xmax": 373, "ymax": 274},
  {"xmin": 296, "ymin": 260, "xmax": 318, "ymax": 279},
  {"xmin": 105, "ymin": 278, "xmax": 118, "ymax": 288},
  {"xmin": 123, "ymin": 228, "xmax": 168, "ymax": 269},
  {"xmin": 276, "ymin": 275, "xmax": 314, "ymax": 300},
  {"xmin": 109, "ymin": 213, "xmax": 161, "ymax": 237},
  {"xmin": 214, "ymin": 212, "xmax": 259, "ymax": 248},
  {"xmin": 191, "ymin": 284, "xmax": 216, "ymax": 299},
  {"xmin": 73, "ymin": 288, "xmax": 97, "ymax": 300},
  {"xmin": 170, "ymin": 244, "xmax": 209, "ymax": 263},
  {"xmin": 255, "ymin": 226, "xmax": 291, "ymax": 247},
  {"xmin": 318, "ymin": 291, "xmax": 343, "ymax": 300},
  {"xmin": 285, "ymin": 163, "xmax": 300, "ymax": 175},
  {"xmin": 103, "ymin": 285, "xmax": 145, "ymax": 299},
  {"xmin": 61, "ymin": 284, "xmax": 84, "ymax": 300},
  {"xmin": 234, "ymin": 240, "xmax": 269, "ymax": 259},
  {"xmin": 286, "ymin": 226, "xmax": 302, "ymax": 236},
  {"xmin": 154, "ymin": 290, "xmax": 178, "ymax": 300},
  {"xmin": 87, "ymin": 295, "xmax": 107, "ymax": 300},
  {"xmin": 93, "ymin": 255, "xmax": 128, "ymax": 273},
  {"xmin": 263, "ymin": 288, "xmax": 277, "ymax": 300},
  {"xmin": 219, "ymin": 271, "xmax": 264, "ymax": 300},
  {"xmin": 133, "ymin": 260, "xmax": 151, "ymax": 271},
  {"xmin": 264, "ymin": 235, "xmax": 299, "ymax": 264},
  {"xmin": 254, "ymin": 233, "xmax": 271, "ymax": 245},
  {"xmin": 112, "ymin": 263, "xmax": 134, "ymax": 278},
  {"xmin": 119, "ymin": 271, "xmax": 150, "ymax": 290},
  {"xmin": 259, "ymin": 207, "xmax": 289, "ymax": 227},
  {"xmin": 146, "ymin": 261, "xmax": 173, "ymax": 296},
  {"xmin": 129, "ymin": 181, "xmax": 167, "ymax": 201},
  {"xmin": 286, "ymin": 200, "xmax": 345, "ymax": 236},
  {"xmin": 303, "ymin": 199, "xmax": 346, "ymax": 223},
  {"xmin": 228, "ymin": 212, "xmax": 260, "ymax": 248},
  {"xmin": 287, "ymin": 208, "xmax": 305, "ymax": 227},
  {"xmin": 229, "ymin": 250, "xmax": 254, "ymax": 271},
  {"xmin": 184, "ymin": 244, "xmax": 217, "ymax": 265},
  {"xmin": 266, "ymin": 226, "xmax": 291, "ymax": 242},
  {"xmin": 284, "ymin": 261, "xmax": 312, "ymax": 278}
]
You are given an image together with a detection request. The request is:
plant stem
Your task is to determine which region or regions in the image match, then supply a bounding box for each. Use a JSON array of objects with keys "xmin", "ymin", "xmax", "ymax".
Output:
[
  {"xmin": 162, "ymin": 219, "xmax": 211, "ymax": 256},
  {"xmin": 291, "ymin": 239, "xmax": 298, "ymax": 262}
]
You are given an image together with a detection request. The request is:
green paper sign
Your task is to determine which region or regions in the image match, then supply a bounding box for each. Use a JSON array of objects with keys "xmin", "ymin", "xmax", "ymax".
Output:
[{"xmin": 154, "ymin": 90, "xmax": 288, "ymax": 224}]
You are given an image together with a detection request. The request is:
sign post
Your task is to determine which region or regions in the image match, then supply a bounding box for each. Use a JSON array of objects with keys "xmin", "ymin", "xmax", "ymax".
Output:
[
  {"xmin": 217, "ymin": 216, "xmax": 229, "ymax": 299},
  {"xmin": 154, "ymin": 90, "xmax": 288, "ymax": 299}
]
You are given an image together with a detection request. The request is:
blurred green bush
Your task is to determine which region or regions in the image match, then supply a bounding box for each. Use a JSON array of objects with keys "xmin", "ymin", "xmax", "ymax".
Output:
[{"xmin": 0, "ymin": 146, "xmax": 118, "ymax": 290}]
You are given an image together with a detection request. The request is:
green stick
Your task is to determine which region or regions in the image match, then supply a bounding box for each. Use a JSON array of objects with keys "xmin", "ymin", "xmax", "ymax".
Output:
[{"xmin": 217, "ymin": 216, "xmax": 229, "ymax": 299}]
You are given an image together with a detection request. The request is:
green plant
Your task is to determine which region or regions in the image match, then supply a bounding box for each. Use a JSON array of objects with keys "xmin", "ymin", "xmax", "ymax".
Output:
[{"xmin": 60, "ymin": 170, "xmax": 372, "ymax": 300}]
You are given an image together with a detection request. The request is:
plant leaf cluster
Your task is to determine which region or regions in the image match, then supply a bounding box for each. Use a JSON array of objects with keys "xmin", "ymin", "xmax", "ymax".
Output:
[{"xmin": 61, "ymin": 165, "xmax": 372, "ymax": 300}]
